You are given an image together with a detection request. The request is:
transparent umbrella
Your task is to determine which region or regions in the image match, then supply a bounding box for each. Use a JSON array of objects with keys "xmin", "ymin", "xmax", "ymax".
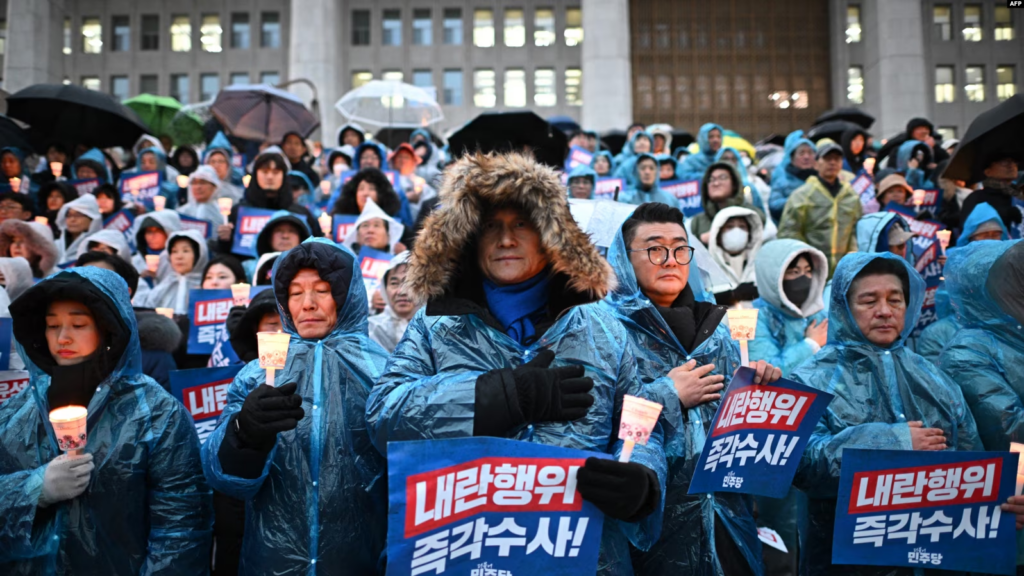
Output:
[
  {"xmin": 167, "ymin": 100, "xmax": 213, "ymax": 147},
  {"xmin": 334, "ymin": 80, "xmax": 443, "ymax": 129}
]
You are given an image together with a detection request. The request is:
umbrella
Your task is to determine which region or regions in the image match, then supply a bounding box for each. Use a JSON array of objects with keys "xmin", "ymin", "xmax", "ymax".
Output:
[
  {"xmin": 166, "ymin": 101, "xmax": 211, "ymax": 147},
  {"xmin": 671, "ymin": 131, "xmax": 695, "ymax": 149},
  {"xmin": 212, "ymin": 84, "xmax": 319, "ymax": 143},
  {"xmin": 548, "ymin": 115, "xmax": 581, "ymax": 135},
  {"xmin": 123, "ymin": 94, "xmax": 184, "ymax": 138},
  {"xmin": 943, "ymin": 94, "xmax": 1024, "ymax": 184},
  {"xmin": 805, "ymin": 120, "xmax": 862, "ymax": 144},
  {"xmin": 814, "ymin": 107, "xmax": 875, "ymax": 130},
  {"xmin": 0, "ymin": 114, "xmax": 34, "ymax": 152},
  {"xmin": 722, "ymin": 130, "xmax": 757, "ymax": 160},
  {"xmin": 334, "ymin": 80, "xmax": 443, "ymax": 129},
  {"xmin": 449, "ymin": 111, "xmax": 567, "ymax": 168},
  {"xmin": 600, "ymin": 130, "xmax": 628, "ymax": 155},
  {"xmin": 7, "ymin": 83, "xmax": 148, "ymax": 149},
  {"xmin": 372, "ymin": 127, "xmax": 445, "ymax": 150}
]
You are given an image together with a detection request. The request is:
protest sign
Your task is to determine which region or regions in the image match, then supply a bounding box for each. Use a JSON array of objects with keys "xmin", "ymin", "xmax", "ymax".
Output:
[
  {"xmin": 833, "ymin": 449, "xmax": 1018, "ymax": 575},
  {"xmin": 179, "ymin": 214, "xmax": 213, "ymax": 239},
  {"xmin": 187, "ymin": 289, "xmax": 233, "ymax": 354},
  {"xmin": 69, "ymin": 178, "xmax": 100, "ymax": 196},
  {"xmin": 852, "ymin": 170, "xmax": 877, "ymax": 214},
  {"xmin": 103, "ymin": 207, "xmax": 136, "ymax": 253},
  {"xmin": 884, "ymin": 203, "xmax": 945, "ymax": 337},
  {"xmin": 662, "ymin": 179, "xmax": 703, "ymax": 217},
  {"xmin": 334, "ymin": 214, "xmax": 359, "ymax": 243},
  {"xmin": 564, "ymin": 146, "xmax": 594, "ymax": 172},
  {"xmin": 0, "ymin": 317, "xmax": 12, "ymax": 371},
  {"xmin": 359, "ymin": 247, "xmax": 393, "ymax": 306},
  {"xmin": 386, "ymin": 437, "xmax": 607, "ymax": 576},
  {"xmin": 594, "ymin": 178, "xmax": 624, "ymax": 201},
  {"xmin": 688, "ymin": 367, "xmax": 833, "ymax": 498},
  {"xmin": 231, "ymin": 206, "xmax": 276, "ymax": 258},
  {"xmin": 0, "ymin": 370, "xmax": 30, "ymax": 405},
  {"xmin": 902, "ymin": 188, "xmax": 942, "ymax": 217},
  {"xmin": 169, "ymin": 364, "xmax": 243, "ymax": 443},
  {"xmin": 119, "ymin": 171, "xmax": 163, "ymax": 209}
]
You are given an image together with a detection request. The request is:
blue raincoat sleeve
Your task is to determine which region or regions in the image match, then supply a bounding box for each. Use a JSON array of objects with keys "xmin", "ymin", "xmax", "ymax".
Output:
[
  {"xmin": 0, "ymin": 467, "xmax": 49, "ymax": 561},
  {"xmin": 747, "ymin": 309, "xmax": 822, "ymax": 376}
]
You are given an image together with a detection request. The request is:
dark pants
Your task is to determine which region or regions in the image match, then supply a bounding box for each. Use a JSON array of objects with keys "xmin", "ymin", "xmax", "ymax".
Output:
[{"xmin": 212, "ymin": 491, "xmax": 246, "ymax": 576}]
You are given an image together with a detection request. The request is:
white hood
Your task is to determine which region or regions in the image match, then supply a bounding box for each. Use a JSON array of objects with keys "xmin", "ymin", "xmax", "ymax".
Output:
[
  {"xmin": 706, "ymin": 205, "xmax": 764, "ymax": 291},
  {"xmin": 342, "ymin": 198, "xmax": 405, "ymax": 253}
]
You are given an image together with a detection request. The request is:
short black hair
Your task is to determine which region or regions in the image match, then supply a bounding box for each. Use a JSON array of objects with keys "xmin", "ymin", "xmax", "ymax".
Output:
[
  {"xmin": 0, "ymin": 192, "xmax": 34, "ymax": 217},
  {"xmin": 203, "ymin": 255, "xmax": 246, "ymax": 285},
  {"xmin": 850, "ymin": 257, "xmax": 910, "ymax": 304},
  {"xmin": 787, "ymin": 252, "xmax": 815, "ymax": 273},
  {"xmin": 621, "ymin": 202, "xmax": 687, "ymax": 247},
  {"xmin": 333, "ymin": 168, "xmax": 402, "ymax": 217},
  {"xmin": 76, "ymin": 251, "xmax": 140, "ymax": 297}
]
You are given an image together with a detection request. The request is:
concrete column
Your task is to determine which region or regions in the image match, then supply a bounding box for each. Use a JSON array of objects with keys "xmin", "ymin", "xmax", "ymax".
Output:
[
  {"xmin": 287, "ymin": 0, "xmax": 341, "ymax": 144},
  {"xmin": 581, "ymin": 0, "xmax": 631, "ymax": 132},
  {"xmin": 4, "ymin": 0, "xmax": 66, "ymax": 92},
  {"xmin": 868, "ymin": 0, "xmax": 928, "ymax": 138}
]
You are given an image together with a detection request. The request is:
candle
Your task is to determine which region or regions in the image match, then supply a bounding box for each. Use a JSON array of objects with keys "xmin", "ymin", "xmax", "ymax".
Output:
[
  {"xmin": 912, "ymin": 189, "xmax": 926, "ymax": 206},
  {"xmin": 145, "ymin": 254, "xmax": 160, "ymax": 272},
  {"xmin": 49, "ymin": 405, "xmax": 89, "ymax": 455},
  {"xmin": 617, "ymin": 395, "xmax": 663, "ymax": 463},
  {"xmin": 257, "ymin": 331, "xmax": 291, "ymax": 387},
  {"xmin": 155, "ymin": 307, "xmax": 174, "ymax": 319},
  {"xmin": 231, "ymin": 283, "xmax": 251, "ymax": 307},
  {"xmin": 242, "ymin": 174, "xmax": 251, "ymax": 188},
  {"xmin": 1011, "ymin": 442, "xmax": 1024, "ymax": 496},
  {"xmin": 51, "ymin": 161, "xmax": 63, "ymax": 178},
  {"xmin": 176, "ymin": 175, "xmax": 189, "ymax": 189},
  {"xmin": 319, "ymin": 180, "xmax": 332, "ymax": 195},
  {"xmin": 130, "ymin": 181, "xmax": 141, "ymax": 196},
  {"xmin": 318, "ymin": 212, "xmax": 332, "ymax": 236},
  {"xmin": 936, "ymin": 230, "xmax": 951, "ymax": 253},
  {"xmin": 218, "ymin": 198, "xmax": 233, "ymax": 225},
  {"xmin": 9, "ymin": 177, "xmax": 20, "ymax": 193},
  {"xmin": 34, "ymin": 216, "xmax": 48, "ymax": 226},
  {"xmin": 863, "ymin": 157, "xmax": 876, "ymax": 176},
  {"xmin": 152, "ymin": 196, "xmax": 166, "ymax": 211},
  {"xmin": 726, "ymin": 308, "xmax": 759, "ymax": 368}
]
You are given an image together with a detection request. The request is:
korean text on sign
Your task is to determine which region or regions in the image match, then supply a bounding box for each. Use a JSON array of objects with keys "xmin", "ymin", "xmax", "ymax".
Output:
[
  {"xmin": 231, "ymin": 206, "xmax": 277, "ymax": 257},
  {"xmin": 689, "ymin": 367, "xmax": 832, "ymax": 498},
  {"xmin": 833, "ymin": 449, "xmax": 1018, "ymax": 575},
  {"xmin": 170, "ymin": 364, "xmax": 243, "ymax": 443},
  {"xmin": 387, "ymin": 437, "xmax": 607, "ymax": 576},
  {"xmin": 187, "ymin": 289, "xmax": 233, "ymax": 355}
]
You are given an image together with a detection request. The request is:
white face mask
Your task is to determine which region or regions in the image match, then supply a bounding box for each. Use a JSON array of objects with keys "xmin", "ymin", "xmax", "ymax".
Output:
[{"xmin": 720, "ymin": 227, "xmax": 750, "ymax": 253}]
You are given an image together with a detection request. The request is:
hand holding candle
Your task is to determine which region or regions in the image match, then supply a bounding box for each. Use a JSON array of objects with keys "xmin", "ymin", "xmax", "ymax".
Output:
[
  {"xmin": 318, "ymin": 213, "xmax": 332, "ymax": 236},
  {"xmin": 936, "ymin": 230, "xmax": 951, "ymax": 254},
  {"xmin": 218, "ymin": 197, "xmax": 233, "ymax": 224},
  {"xmin": 145, "ymin": 254, "xmax": 160, "ymax": 273},
  {"xmin": 912, "ymin": 189, "xmax": 926, "ymax": 206},
  {"xmin": 10, "ymin": 177, "xmax": 20, "ymax": 193},
  {"xmin": 257, "ymin": 331, "xmax": 291, "ymax": 387},
  {"xmin": 51, "ymin": 161, "xmax": 63, "ymax": 179}
]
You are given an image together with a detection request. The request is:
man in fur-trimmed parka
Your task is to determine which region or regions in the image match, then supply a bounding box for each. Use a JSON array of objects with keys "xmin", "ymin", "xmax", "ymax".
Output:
[{"xmin": 367, "ymin": 152, "xmax": 669, "ymax": 574}]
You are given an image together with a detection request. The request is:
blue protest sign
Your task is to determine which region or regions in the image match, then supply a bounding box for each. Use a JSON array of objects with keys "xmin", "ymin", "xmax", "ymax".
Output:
[
  {"xmin": 0, "ymin": 317, "xmax": 12, "ymax": 371},
  {"xmin": 386, "ymin": 437, "xmax": 607, "ymax": 576},
  {"xmin": 179, "ymin": 214, "xmax": 213, "ymax": 239},
  {"xmin": 169, "ymin": 364, "xmax": 243, "ymax": 443},
  {"xmin": 661, "ymin": 179, "xmax": 703, "ymax": 217},
  {"xmin": 186, "ymin": 289, "xmax": 233, "ymax": 355},
  {"xmin": 333, "ymin": 214, "xmax": 359, "ymax": 243},
  {"xmin": 69, "ymin": 178, "xmax": 101, "ymax": 196},
  {"xmin": 852, "ymin": 170, "xmax": 877, "ymax": 214},
  {"xmin": 688, "ymin": 367, "xmax": 833, "ymax": 498},
  {"xmin": 565, "ymin": 146, "xmax": 594, "ymax": 172},
  {"xmin": 0, "ymin": 370, "xmax": 30, "ymax": 405},
  {"xmin": 833, "ymin": 449, "xmax": 1018, "ymax": 575},
  {"xmin": 594, "ymin": 178, "xmax": 625, "ymax": 201},
  {"xmin": 119, "ymin": 171, "xmax": 163, "ymax": 209},
  {"xmin": 208, "ymin": 332, "xmax": 242, "ymax": 367},
  {"xmin": 103, "ymin": 208, "xmax": 137, "ymax": 252},
  {"xmin": 231, "ymin": 206, "xmax": 276, "ymax": 258},
  {"xmin": 884, "ymin": 203, "xmax": 945, "ymax": 337},
  {"xmin": 901, "ymin": 188, "xmax": 942, "ymax": 217},
  {"xmin": 359, "ymin": 246, "xmax": 393, "ymax": 306}
]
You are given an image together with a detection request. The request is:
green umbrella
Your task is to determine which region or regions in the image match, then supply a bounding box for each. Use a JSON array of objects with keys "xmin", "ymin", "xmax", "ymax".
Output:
[
  {"xmin": 123, "ymin": 94, "xmax": 182, "ymax": 139},
  {"xmin": 167, "ymin": 108, "xmax": 206, "ymax": 147}
]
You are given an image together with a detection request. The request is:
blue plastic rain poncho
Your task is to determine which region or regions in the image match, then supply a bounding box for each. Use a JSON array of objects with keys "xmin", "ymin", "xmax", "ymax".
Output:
[
  {"xmin": 592, "ymin": 150, "xmax": 615, "ymax": 178},
  {"xmin": 915, "ymin": 287, "xmax": 959, "ymax": 365},
  {"xmin": 365, "ymin": 152, "xmax": 668, "ymax": 575},
  {"xmin": 567, "ymin": 164, "xmax": 598, "ymax": 199},
  {"xmin": 204, "ymin": 131, "xmax": 245, "ymax": 200},
  {"xmin": 620, "ymin": 153, "xmax": 681, "ymax": 208},
  {"xmin": 768, "ymin": 131, "xmax": 816, "ymax": 222},
  {"xmin": 1, "ymin": 147, "xmax": 37, "ymax": 194},
  {"xmin": 54, "ymin": 194, "xmax": 104, "ymax": 264},
  {"xmin": 127, "ymin": 147, "xmax": 180, "ymax": 209},
  {"xmin": 140, "ymin": 229, "xmax": 209, "ymax": 314},
  {"xmin": 613, "ymin": 131, "xmax": 655, "ymax": 178},
  {"xmin": 855, "ymin": 211, "xmax": 914, "ymax": 256},
  {"xmin": 287, "ymin": 169, "xmax": 315, "ymax": 208},
  {"xmin": 895, "ymin": 140, "xmax": 935, "ymax": 190},
  {"xmin": 677, "ymin": 123, "xmax": 724, "ymax": 182},
  {"xmin": 599, "ymin": 220, "xmax": 763, "ymax": 575},
  {"xmin": 715, "ymin": 146, "xmax": 768, "ymax": 214},
  {"xmin": 790, "ymin": 252, "xmax": 982, "ymax": 575},
  {"xmin": 176, "ymin": 164, "xmax": 226, "ymax": 226},
  {"xmin": 201, "ymin": 238, "xmax": 389, "ymax": 575},
  {"xmin": 0, "ymin": 266, "xmax": 212, "ymax": 574},
  {"xmin": 71, "ymin": 148, "xmax": 113, "ymax": 184},
  {"xmin": 957, "ymin": 201, "xmax": 1010, "ymax": 246}
]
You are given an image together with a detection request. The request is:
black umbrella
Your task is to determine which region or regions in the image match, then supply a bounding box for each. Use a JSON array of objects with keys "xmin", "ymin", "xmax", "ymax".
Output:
[
  {"xmin": 671, "ymin": 131, "xmax": 695, "ymax": 149},
  {"xmin": 7, "ymin": 83, "xmax": 149, "ymax": 149},
  {"xmin": 942, "ymin": 94, "xmax": 1024, "ymax": 184},
  {"xmin": 211, "ymin": 84, "xmax": 319, "ymax": 143},
  {"xmin": 0, "ymin": 114, "xmax": 34, "ymax": 152},
  {"xmin": 373, "ymin": 127, "xmax": 445, "ymax": 150},
  {"xmin": 547, "ymin": 115, "xmax": 581, "ymax": 136},
  {"xmin": 449, "ymin": 111, "xmax": 567, "ymax": 168},
  {"xmin": 814, "ymin": 107, "xmax": 875, "ymax": 130},
  {"xmin": 806, "ymin": 120, "xmax": 862, "ymax": 143},
  {"xmin": 600, "ymin": 130, "xmax": 628, "ymax": 155}
]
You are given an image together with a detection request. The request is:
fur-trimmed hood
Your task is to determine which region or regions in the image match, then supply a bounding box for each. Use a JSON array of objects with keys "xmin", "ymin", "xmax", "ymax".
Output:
[
  {"xmin": 0, "ymin": 219, "xmax": 59, "ymax": 278},
  {"xmin": 406, "ymin": 152, "xmax": 615, "ymax": 303}
]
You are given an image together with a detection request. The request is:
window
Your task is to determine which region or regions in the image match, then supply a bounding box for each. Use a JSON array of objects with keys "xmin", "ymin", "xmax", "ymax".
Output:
[
  {"xmin": 261, "ymin": 12, "xmax": 280, "ymax": 48},
  {"xmin": 474, "ymin": 10, "xmax": 494, "ymax": 47},
  {"xmin": 381, "ymin": 70, "xmax": 403, "ymax": 83},
  {"xmin": 846, "ymin": 6, "xmax": 861, "ymax": 43},
  {"xmin": 933, "ymin": 5, "xmax": 951, "ymax": 41},
  {"xmin": 535, "ymin": 8, "xmax": 555, "ymax": 46},
  {"xmin": 847, "ymin": 66, "xmax": 864, "ymax": 104},
  {"xmin": 998, "ymin": 66, "xmax": 1016, "ymax": 101},
  {"xmin": 200, "ymin": 74, "xmax": 220, "ymax": 101},
  {"xmin": 565, "ymin": 8, "xmax": 583, "ymax": 46},
  {"xmin": 64, "ymin": 17, "xmax": 72, "ymax": 54},
  {"xmin": 936, "ymin": 127, "xmax": 957, "ymax": 142},
  {"xmin": 412, "ymin": 70, "xmax": 433, "ymax": 89},
  {"xmin": 111, "ymin": 76, "xmax": 129, "ymax": 101},
  {"xmin": 141, "ymin": 15, "xmax": 159, "ymax": 50},
  {"xmin": 230, "ymin": 13, "xmax": 250, "ymax": 49},
  {"xmin": 81, "ymin": 76, "xmax": 101, "ymax": 91},
  {"xmin": 443, "ymin": 69, "xmax": 463, "ymax": 105},
  {"xmin": 171, "ymin": 15, "xmax": 191, "ymax": 52},
  {"xmin": 504, "ymin": 69, "xmax": 526, "ymax": 106},
  {"xmin": 935, "ymin": 66, "xmax": 955, "ymax": 102},
  {"xmin": 534, "ymin": 68, "xmax": 556, "ymax": 106},
  {"xmin": 82, "ymin": 17, "xmax": 102, "ymax": 53},
  {"xmin": 352, "ymin": 71, "xmax": 373, "ymax": 89},
  {"xmin": 565, "ymin": 68, "xmax": 582, "ymax": 105},
  {"xmin": 171, "ymin": 74, "xmax": 189, "ymax": 104},
  {"xmin": 112, "ymin": 16, "xmax": 130, "ymax": 52},
  {"xmin": 996, "ymin": 7, "xmax": 1014, "ymax": 41},
  {"xmin": 140, "ymin": 74, "xmax": 158, "ymax": 95},
  {"xmin": 444, "ymin": 9, "xmax": 462, "ymax": 45},
  {"xmin": 229, "ymin": 73, "xmax": 249, "ymax": 86},
  {"xmin": 474, "ymin": 69, "xmax": 496, "ymax": 107},
  {"xmin": 504, "ymin": 9, "xmax": 525, "ymax": 47},
  {"xmin": 963, "ymin": 5, "xmax": 982, "ymax": 41},
  {"xmin": 201, "ymin": 15, "xmax": 222, "ymax": 52},
  {"xmin": 352, "ymin": 10, "xmax": 370, "ymax": 46},
  {"xmin": 383, "ymin": 9, "xmax": 401, "ymax": 46},
  {"xmin": 965, "ymin": 66, "xmax": 985, "ymax": 102},
  {"xmin": 413, "ymin": 9, "xmax": 432, "ymax": 45},
  {"xmin": 260, "ymin": 72, "xmax": 279, "ymax": 86}
]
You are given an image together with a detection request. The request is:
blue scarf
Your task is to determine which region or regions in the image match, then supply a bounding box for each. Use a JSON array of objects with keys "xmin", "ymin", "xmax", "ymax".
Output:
[{"xmin": 483, "ymin": 271, "xmax": 551, "ymax": 345}]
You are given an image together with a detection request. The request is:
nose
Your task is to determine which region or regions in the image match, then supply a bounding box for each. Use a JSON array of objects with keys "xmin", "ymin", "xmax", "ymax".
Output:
[
  {"xmin": 496, "ymin": 224, "xmax": 518, "ymax": 248},
  {"xmin": 876, "ymin": 301, "xmax": 894, "ymax": 319},
  {"xmin": 57, "ymin": 326, "xmax": 73, "ymax": 346},
  {"xmin": 302, "ymin": 291, "xmax": 317, "ymax": 311}
]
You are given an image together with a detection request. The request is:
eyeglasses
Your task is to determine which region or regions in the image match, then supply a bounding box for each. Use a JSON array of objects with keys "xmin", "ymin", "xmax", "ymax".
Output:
[
  {"xmin": 708, "ymin": 175, "xmax": 731, "ymax": 184},
  {"xmin": 628, "ymin": 245, "xmax": 695, "ymax": 266},
  {"xmin": 0, "ymin": 203, "xmax": 23, "ymax": 213}
]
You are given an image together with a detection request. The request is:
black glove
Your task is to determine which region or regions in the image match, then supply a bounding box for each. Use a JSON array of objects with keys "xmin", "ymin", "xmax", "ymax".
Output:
[
  {"xmin": 225, "ymin": 305, "xmax": 247, "ymax": 336},
  {"xmin": 576, "ymin": 457, "xmax": 660, "ymax": 522},
  {"xmin": 473, "ymin": 350, "xmax": 595, "ymax": 437},
  {"xmin": 234, "ymin": 382, "xmax": 305, "ymax": 451}
]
